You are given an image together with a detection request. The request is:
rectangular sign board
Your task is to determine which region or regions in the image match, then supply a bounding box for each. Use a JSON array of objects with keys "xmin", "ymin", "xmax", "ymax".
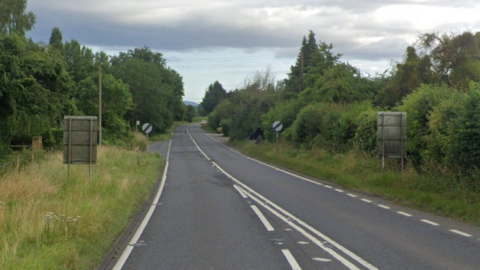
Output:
[
  {"xmin": 377, "ymin": 112, "xmax": 406, "ymax": 158},
  {"xmin": 63, "ymin": 116, "xmax": 98, "ymax": 164}
]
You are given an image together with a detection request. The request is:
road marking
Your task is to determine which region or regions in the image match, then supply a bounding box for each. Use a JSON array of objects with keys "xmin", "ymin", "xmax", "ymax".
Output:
[
  {"xmin": 251, "ymin": 205, "xmax": 275, "ymax": 232},
  {"xmin": 282, "ymin": 249, "xmax": 302, "ymax": 270},
  {"xmin": 335, "ymin": 189, "xmax": 344, "ymax": 193},
  {"xmin": 226, "ymin": 179, "xmax": 375, "ymax": 270},
  {"xmin": 450, "ymin": 230, "xmax": 472, "ymax": 237},
  {"xmin": 325, "ymin": 185, "xmax": 332, "ymax": 189},
  {"xmin": 233, "ymin": 184, "xmax": 248, "ymax": 198},
  {"xmin": 192, "ymin": 130, "xmax": 378, "ymax": 270},
  {"xmin": 421, "ymin": 219, "xmax": 439, "ymax": 226},
  {"xmin": 187, "ymin": 128, "xmax": 211, "ymax": 160},
  {"xmin": 397, "ymin": 211, "xmax": 412, "ymax": 217},
  {"xmin": 313, "ymin": 257, "xmax": 332, "ymax": 262},
  {"xmin": 297, "ymin": 241, "xmax": 309, "ymax": 245},
  {"xmin": 113, "ymin": 133, "xmax": 174, "ymax": 270},
  {"xmin": 361, "ymin": 199, "xmax": 372, "ymax": 203},
  {"xmin": 378, "ymin": 204, "xmax": 390, "ymax": 209},
  {"xmin": 347, "ymin": 193, "xmax": 357, "ymax": 198}
]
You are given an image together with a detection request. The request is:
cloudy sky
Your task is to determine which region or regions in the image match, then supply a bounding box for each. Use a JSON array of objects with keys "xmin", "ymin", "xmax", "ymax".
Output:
[{"xmin": 27, "ymin": 0, "xmax": 480, "ymax": 103}]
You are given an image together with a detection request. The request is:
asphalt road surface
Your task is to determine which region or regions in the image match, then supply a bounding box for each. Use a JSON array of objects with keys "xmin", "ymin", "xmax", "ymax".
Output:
[{"xmin": 109, "ymin": 124, "xmax": 480, "ymax": 270}]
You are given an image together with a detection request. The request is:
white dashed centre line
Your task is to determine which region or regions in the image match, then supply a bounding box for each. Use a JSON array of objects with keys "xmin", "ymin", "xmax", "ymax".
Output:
[
  {"xmin": 282, "ymin": 249, "xmax": 302, "ymax": 270},
  {"xmin": 378, "ymin": 204, "xmax": 390, "ymax": 209},
  {"xmin": 421, "ymin": 219, "xmax": 439, "ymax": 226},
  {"xmin": 250, "ymin": 205, "xmax": 275, "ymax": 232},
  {"xmin": 397, "ymin": 211, "xmax": 412, "ymax": 217},
  {"xmin": 361, "ymin": 199, "xmax": 372, "ymax": 203},
  {"xmin": 450, "ymin": 230, "xmax": 472, "ymax": 237}
]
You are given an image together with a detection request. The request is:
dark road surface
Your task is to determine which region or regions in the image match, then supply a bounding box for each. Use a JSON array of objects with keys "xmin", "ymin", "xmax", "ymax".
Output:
[{"xmin": 108, "ymin": 124, "xmax": 480, "ymax": 270}]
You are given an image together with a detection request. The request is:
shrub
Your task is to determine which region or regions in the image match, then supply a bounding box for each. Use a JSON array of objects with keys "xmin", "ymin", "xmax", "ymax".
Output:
[
  {"xmin": 396, "ymin": 84, "xmax": 453, "ymax": 169},
  {"xmin": 261, "ymin": 100, "xmax": 302, "ymax": 142}
]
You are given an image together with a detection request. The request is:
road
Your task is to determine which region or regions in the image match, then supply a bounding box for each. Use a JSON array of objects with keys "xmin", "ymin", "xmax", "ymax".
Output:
[{"xmin": 108, "ymin": 124, "xmax": 480, "ymax": 270}]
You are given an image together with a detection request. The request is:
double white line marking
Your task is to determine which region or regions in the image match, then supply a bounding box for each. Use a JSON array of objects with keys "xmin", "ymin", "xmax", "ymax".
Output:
[{"xmin": 187, "ymin": 128, "xmax": 378, "ymax": 270}]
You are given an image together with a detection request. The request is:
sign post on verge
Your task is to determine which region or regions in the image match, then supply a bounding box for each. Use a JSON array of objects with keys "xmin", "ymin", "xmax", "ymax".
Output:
[
  {"xmin": 272, "ymin": 121, "xmax": 283, "ymax": 153},
  {"xmin": 142, "ymin": 123, "xmax": 153, "ymax": 151}
]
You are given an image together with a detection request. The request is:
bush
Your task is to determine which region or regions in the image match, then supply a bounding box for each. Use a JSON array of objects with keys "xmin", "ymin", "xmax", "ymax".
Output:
[
  {"xmin": 261, "ymin": 100, "xmax": 302, "ymax": 142},
  {"xmin": 448, "ymin": 83, "xmax": 480, "ymax": 174},
  {"xmin": 396, "ymin": 84, "xmax": 453, "ymax": 169},
  {"xmin": 353, "ymin": 107, "xmax": 378, "ymax": 153},
  {"xmin": 424, "ymin": 92, "xmax": 463, "ymax": 169}
]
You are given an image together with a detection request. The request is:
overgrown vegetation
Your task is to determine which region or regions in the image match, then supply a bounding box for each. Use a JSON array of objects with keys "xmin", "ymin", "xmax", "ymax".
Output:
[
  {"xmin": 235, "ymin": 140, "xmax": 480, "ymax": 225},
  {"xmin": 199, "ymin": 30, "xmax": 480, "ymax": 221},
  {"xmin": 0, "ymin": 1, "xmax": 188, "ymax": 160},
  {"xmin": 0, "ymin": 143, "xmax": 162, "ymax": 269}
]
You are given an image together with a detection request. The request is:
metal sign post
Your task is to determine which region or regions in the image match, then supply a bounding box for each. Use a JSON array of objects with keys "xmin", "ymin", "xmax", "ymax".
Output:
[
  {"xmin": 377, "ymin": 112, "xmax": 407, "ymax": 173},
  {"xmin": 142, "ymin": 123, "xmax": 153, "ymax": 152},
  {"xmin": 272, "ymin": 121, "xmax": 283, "ymax": 153}
]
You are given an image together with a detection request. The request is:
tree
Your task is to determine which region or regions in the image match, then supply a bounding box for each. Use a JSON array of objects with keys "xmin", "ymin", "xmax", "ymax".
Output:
[
  {"xmin": 199, "ymin": 81, "xmax": 226, "ymax": 115},
  {"xmin": 0, "ymin": 0, "xmax": 36, "ymax": 36},
  {"xmin": 417, "ymin": 31, "xmax": 480, "ymax": 90},
  {"xmin": 185, "ymin": 105, "xmax": 197, "ymax": 122},
  {"xmin": 49, "ymin": 27, "xmax": 63, "ymax": 52}
]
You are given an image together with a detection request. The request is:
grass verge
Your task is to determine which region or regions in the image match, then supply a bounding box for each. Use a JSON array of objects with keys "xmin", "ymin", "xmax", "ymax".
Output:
[
  {"xmin": 233, "ymin": 140, "xmax": 480, "ymax": 226},
  {"xmin": 0, "ymin": 146, "xmax": 163, "ymax": 269}
]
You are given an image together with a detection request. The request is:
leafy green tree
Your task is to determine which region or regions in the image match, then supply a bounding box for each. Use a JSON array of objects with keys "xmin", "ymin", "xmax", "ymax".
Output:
[
  {"xmin": 185, "ymin": 105, "xmax": 197, "ymax": 122},
  {"xmin": 0, "ymin": 0, "xmax": 36, "ymax": 36},
  {"xmin": 199, "ymin": 81, "xmax": 226, "ymax": 115},
  {"xmin": 49, "ymin": 27, "xmax": 63, "ymax": 53},
  {"xmin": 0, "ymin": 34, "xmax": 74, "ymax": 143},
  {"xmin": 111, "ymin": 47, "xmax": 184, "ymax": 132},
  {"xmin": 376, "ymin": 46, "xmax": 435, "ymax": 107},
  {"xmin": 64, "ymin": 39, "xmax": 96, "ymax": 83},
  {"xmin": 74, "ymin": 73, "xmax": 132, "ymax": 131},
  {"xmin": 417, "ymin": 31, "xmax": 480, "ymax": 90}
]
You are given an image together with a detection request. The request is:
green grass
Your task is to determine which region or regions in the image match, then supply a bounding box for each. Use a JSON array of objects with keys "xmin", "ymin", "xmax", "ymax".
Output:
[
  {"xmin": 192, "ymin": 116, "xmax": 206, "ymax": 123},
  {"xmin": 0, "ymin": 146, "xmax": 163, "ymax": 269},
  {"xmin": 234, "ymin": 140, "xmax": 480, "ymax": 226}
]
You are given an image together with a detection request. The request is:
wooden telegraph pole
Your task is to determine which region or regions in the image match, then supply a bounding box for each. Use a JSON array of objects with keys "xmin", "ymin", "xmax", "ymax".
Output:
[
  {"xmin": 300, "ymin": 51, "xmax": 304, "ymax": 92},
  {"xmin": 99, "ymin": 65, "xmax": 102, "ymax": 147}
]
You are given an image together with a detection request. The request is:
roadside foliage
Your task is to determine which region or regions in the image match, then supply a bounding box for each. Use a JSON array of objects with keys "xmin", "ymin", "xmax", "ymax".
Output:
[{"xmin": 204, "ymin": 30, "xmax": 480, "ymax": 182}]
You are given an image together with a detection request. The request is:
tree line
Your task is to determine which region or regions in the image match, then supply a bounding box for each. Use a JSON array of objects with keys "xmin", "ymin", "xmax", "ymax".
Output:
[
  {"xmin": 201, "ymin": 30, "xmax": 480, "ymax": 178},
  {"xmin": 0, "ymin": 0, "xmax": 188, "ymax": 158}
]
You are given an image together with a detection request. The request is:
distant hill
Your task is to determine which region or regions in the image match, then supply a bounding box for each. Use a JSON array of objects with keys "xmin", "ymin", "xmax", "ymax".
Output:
[{"xmin": 183, "ymin": 101, "xmax": 199, "ymax": 107}]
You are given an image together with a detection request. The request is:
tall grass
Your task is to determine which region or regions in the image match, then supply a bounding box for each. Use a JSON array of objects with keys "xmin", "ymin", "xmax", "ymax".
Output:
[
  {"xmin": 0, "ymin": 146, "xmax": 162, "ymax": 269},
  {"xmin": 235, "ymin": 140, "xmax": 480, "ymax": 225}
]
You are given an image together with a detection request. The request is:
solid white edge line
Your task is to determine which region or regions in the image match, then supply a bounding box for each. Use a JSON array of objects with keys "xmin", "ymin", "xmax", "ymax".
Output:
[
  {"xmin": 250, "ymin": 205, "xmax": 275, "ymax": 232},
  {"xmin": 192, "ymin": 128, "xmax": 378, "ymax": 270},
  {"xmin": 361, "ymin": 199, "xmax": 372, "ymax": 203},
  {"xmin": 450, "ymin": 230, "xmax": 472, "ymax": 237},
  {"xmin": 324, "ymin": 185, "xmax": 332, "ymax": 189},
  {"xmin": 421, "ymin": 219, "xmax": 439, "ymax": 226},
  {"xmin": 233, "ymin": 184, "xmax": 248, "ymax": 198},
  {"xmin": 335, "ymin": 189, "xmax": 344, "ymax": 193},
  {"xmin": 282, "ymin": 249, "xmax": 302, "ymax": 270},
  {"xmin": 397, "ymin": 211, "xmax": 412, "ymax": 217},
  {"xmin": 378, "ymin": 204, "xmax": 390, "ymax": 209},
  {"xmin": 112, "ymin": 133, "xmax": 174, "ymax": 270},
  {"xmin": 347, "ymin": 194, "xmax": 357, "ymax": 198}
]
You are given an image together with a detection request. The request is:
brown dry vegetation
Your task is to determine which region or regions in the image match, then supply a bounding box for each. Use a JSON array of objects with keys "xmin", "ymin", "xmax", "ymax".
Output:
[{"xmin": 0, "ymin": 146, "xmax": 162, "ymax": 269}]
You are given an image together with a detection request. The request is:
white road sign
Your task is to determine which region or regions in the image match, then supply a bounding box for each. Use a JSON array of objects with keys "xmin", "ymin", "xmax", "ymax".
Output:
[
  {"xmin": 142, "ymin": 123, "xmax": 153, "ymax": 134},
  {"xmin": 272, "ymin": 121, "xmax": 283, "ymax": 132}
]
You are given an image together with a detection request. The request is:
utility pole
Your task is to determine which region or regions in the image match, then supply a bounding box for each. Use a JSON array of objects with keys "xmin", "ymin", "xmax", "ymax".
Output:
[
  {"xmin": 99, "ymin": 65, "xmax": 102, "ymax": 147},
  {"xmin": 300, "ymin": 51, "xmax": 304, "ymax": 92}
]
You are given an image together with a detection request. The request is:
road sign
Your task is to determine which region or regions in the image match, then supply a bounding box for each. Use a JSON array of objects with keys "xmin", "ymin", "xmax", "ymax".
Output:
[
  {"xmin": 272, "ymin": 121, "xmax": 283, "ymax": 132},
  {"xmin": 142, "ymin": 123, "xmax": 153, "ymax": 134}
]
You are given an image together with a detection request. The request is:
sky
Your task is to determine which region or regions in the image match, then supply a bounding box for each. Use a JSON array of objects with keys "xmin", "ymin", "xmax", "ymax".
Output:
[{"xmin": 26, "ymin": 0, "xmax": 480, "ymax": 103}]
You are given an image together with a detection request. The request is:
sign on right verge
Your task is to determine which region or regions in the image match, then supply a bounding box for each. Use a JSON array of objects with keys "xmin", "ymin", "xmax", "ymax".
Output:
[{"xmin": 377, "ymin": 112, "xmax": 406, "ymax": 173}]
